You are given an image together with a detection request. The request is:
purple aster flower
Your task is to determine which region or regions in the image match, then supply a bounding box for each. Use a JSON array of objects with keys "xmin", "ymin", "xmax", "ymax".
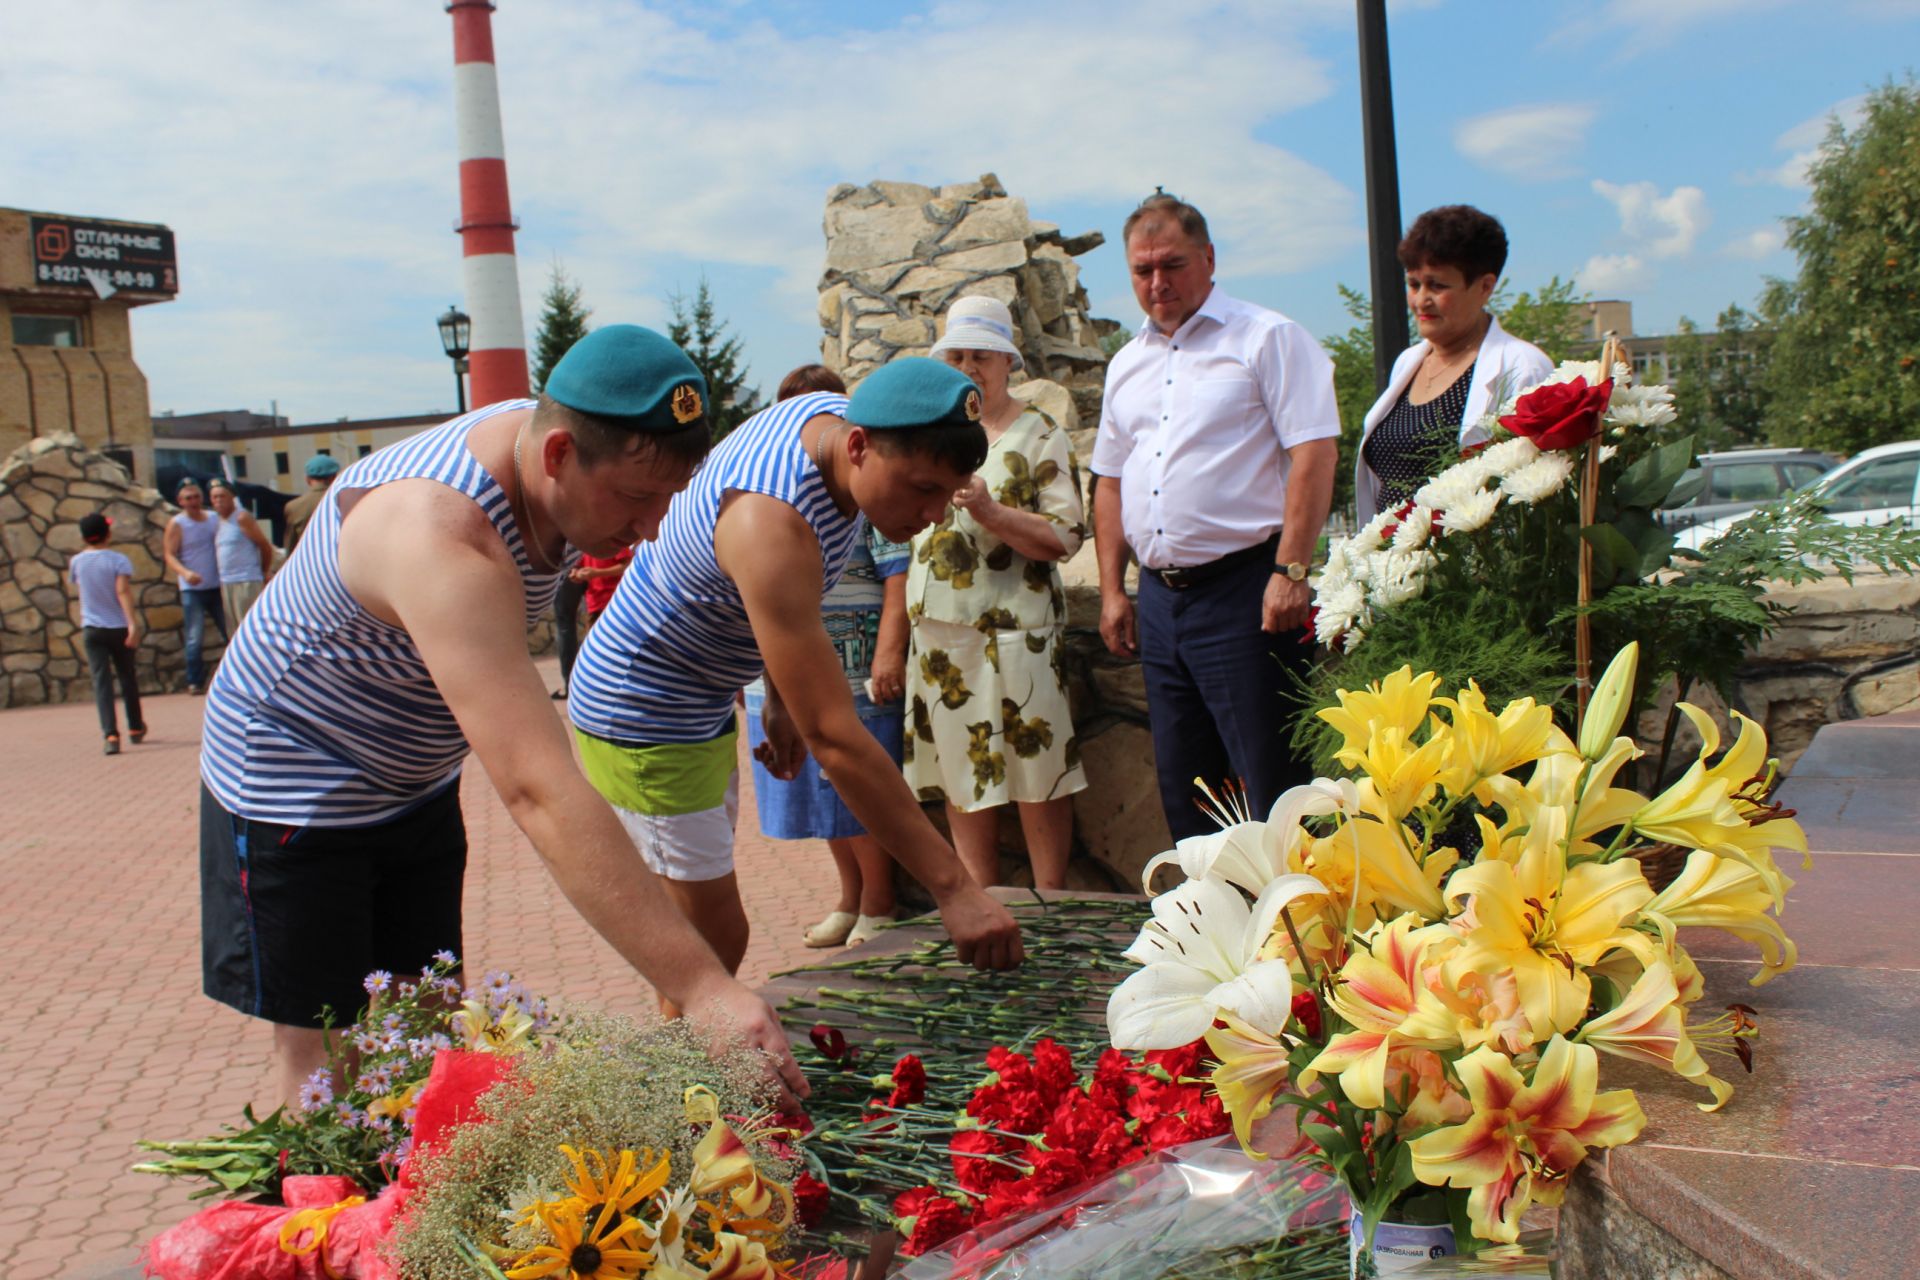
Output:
[
  {"xmin": 431, "ymin": 949, "xmax": 457, "ymax": 967},
  {"xmin": 363, "ymin": 969, "xmax": 393, "ymax": 996},
  {"xmin": 353, "ymin": 1030, "xmax": 382, "ymax": 1057},
  {"xmin": 296, "ymin": 1071, "xmax": 334, "ymax": 1115},
  {"xmin": 335, "ymin": 1101, "xmax": 363, "ymax": 1129}
]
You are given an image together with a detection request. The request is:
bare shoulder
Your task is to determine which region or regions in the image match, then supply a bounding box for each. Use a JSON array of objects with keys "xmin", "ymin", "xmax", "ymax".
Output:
[
  {"xmin": 338, "ymin": 478, "xmax": 515, "ymax": 623},
  {"xmin": 714, "ymin": 491, "xmax": 820, "ymax": 582}
]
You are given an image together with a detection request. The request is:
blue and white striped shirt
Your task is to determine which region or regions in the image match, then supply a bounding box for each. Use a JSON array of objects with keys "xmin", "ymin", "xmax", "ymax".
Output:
[
  {"xmin": 200, "ymin": 402, "xmax": 572, "ymax": 827},
  {"xmin": 568, "ymin": 392, "xmax": 861, "ymax": 745}
]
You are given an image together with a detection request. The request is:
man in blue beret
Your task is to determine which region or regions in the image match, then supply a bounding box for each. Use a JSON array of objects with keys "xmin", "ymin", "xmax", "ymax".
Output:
[
  {"xmin": 569, "ymin": 356, "xmax": 1025, "ymax": 991},
  {"xmin": 281, "ymin": 452, "xmax": 343, "ymax": 554},
  {"xmin": 199, "ymin": 326, "xmax": 811, "ymax": 1110}
]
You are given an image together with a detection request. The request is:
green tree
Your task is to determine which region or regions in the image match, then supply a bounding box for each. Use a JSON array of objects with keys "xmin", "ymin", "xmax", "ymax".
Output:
[
  {"xmin": 1667, "ymin": 304, "xmax": 1776, "ymax": 452},
  {"xmin": 1489, "ymin": 275, "xmax": 1589, "ymax": 362},
  {"xmin": 529, "ymin": 260, "xmax": 592, "ymax": 393},
  {"xmin": 668, "ymin": 276, "xmax": 760, "ymax": 441},
  {"xmin": 1763, "ymin": 77, "xmax": 1920, "ymax": 455}
]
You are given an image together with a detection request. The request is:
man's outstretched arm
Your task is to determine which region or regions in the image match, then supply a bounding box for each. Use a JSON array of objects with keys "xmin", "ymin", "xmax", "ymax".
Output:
[{"xmin": 718, "ymin": 494, "xmax": 1024, "ymax": 971}]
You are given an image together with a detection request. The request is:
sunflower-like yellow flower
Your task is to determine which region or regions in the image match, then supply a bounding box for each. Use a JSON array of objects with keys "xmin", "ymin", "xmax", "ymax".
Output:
[
  {"xmin": 1318, "ymin": 667, "xmax": 1442, "ymax": 770},
  {"xmin": 1443, "ymin": 840, "xmax": 1656, "ymax": 1038},
  {"xmin": 560, "ymin": 1146, "xmax": 672, "ymax": 1237},
  {"xmin": 1637, "ymin": 849, "xmax": 1797, "ymax": 986},
  {"xmin": 1576, "ymin": 961, "xmax": 1732, "ymax": 1111},
  {"xmin": 507, "ymin": 1196, "xmax": 652, "ymax": 1280},
  {"xmin": 1410, "ymin": 1037, "xmax": 1645, "ymax": 1244}
]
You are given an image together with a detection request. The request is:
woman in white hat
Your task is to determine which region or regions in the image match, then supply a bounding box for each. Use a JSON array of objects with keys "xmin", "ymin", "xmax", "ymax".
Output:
[{"xmin": 890, "ymin": 295, "xmax": 1090, "ymax": 890}]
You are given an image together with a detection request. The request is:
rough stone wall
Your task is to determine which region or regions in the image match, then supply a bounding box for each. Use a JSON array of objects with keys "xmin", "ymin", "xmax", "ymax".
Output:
[
  {"xmin": 818, "ymin": 173, "xmax": 1118, "ymax": 441},
  {"xmin": 0, "ymin": 432, "xmax": 214, "ymax": 705}
]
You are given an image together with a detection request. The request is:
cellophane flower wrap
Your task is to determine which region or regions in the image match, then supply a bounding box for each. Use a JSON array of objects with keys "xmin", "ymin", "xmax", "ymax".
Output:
[{"xmin": 1106, "ymin": 646, "xmax": 1807, "ymax": 1252}]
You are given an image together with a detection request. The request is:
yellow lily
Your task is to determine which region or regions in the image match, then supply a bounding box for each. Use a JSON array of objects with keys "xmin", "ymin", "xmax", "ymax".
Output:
[
  {"xmin": 1444, "ymin": 840, "xmax": 1655, "ymax": 1038},
  {"xmin": 1576, "ymin": 961, "xmax": 1732, "ymax": 1111},
  {"xmin": 1638, "ymin": 849, "xmax": 1797, "ymax": 986},
  {"xmin": 1204, "ymin": 1009, "xmax": 1299, "ymax": 1156},
  {"xmin": 1317, "ymin": 666, "xmax": 1442, "ymax": 769},
  {"xmin": 1434, "ymin": 682, "xmax": 1557, "ymax": 798},
  {"xmin": 451, "ymin": 998, "xmax": 536, "ymax": 1055},
  {"xmin": 1299, "ymin": 817, "xmax": 1451, "ymax": 923},
  {"xmin": 1410, "ymin": 1037, "xmax": 1645, "ymax": 1244},
  {"xmin": 1481, "ymin": 734, "xmax": 1641, "ymax": 859},
  {"xmin": 1383, "ymin": 1047, "xmax": 1473, "ymax": 1130},
  {"xmin": 1660, "ymin": 705, "xmax": 1809, "ymax": 906},
  {"xmin": 1578, "ymin": 642, "xmax": 1639, "ymax": 761},
  {"xmin": 690, "ymin": 1116, "xmax": 794, "ymax": 1231},
  {"xmin": 1421, "ymin": 954, "xmax": 1535, "ymax": 1056},
  {"xmin": 699, "ymin": 1233, "xmax": 779, "ymax": 1280},
  {"xmin": 1352, "ymin": 725, "xmax": 1453, "ymax": 825},
  {"xmin": 1303, "ymin": 916, "xmax": 1461, "ymax": 1108}
]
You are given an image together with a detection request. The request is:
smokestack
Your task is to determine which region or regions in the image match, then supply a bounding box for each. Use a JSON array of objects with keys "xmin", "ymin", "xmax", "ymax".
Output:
[{"xmin": 448, "ymin": 0, "xmax": 529, "ymax": 408}]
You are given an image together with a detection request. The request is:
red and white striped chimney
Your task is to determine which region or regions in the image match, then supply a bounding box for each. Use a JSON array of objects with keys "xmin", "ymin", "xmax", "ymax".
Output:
[{"xmin": 448, "ymin": 0, "xmax": 529, "ymax": 407}]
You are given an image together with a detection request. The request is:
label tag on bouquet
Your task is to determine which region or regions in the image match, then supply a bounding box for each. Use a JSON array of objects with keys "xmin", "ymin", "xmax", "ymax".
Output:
[{"xmin": 1349, "ymin": 1207, "xmax": 1457, "ymax": 1273}]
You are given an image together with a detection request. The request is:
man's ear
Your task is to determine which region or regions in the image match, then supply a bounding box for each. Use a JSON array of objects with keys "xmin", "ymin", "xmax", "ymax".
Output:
[
  {"xmin": 541, "ymin": 427, "xmax": 575, "ymax": 476},
  {"xmin": 845, "ymin": 423, "xmax": 875, "ymax": 467}
]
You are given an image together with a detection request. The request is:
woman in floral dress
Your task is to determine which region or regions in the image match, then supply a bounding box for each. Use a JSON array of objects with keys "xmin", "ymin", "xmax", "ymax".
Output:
[{"xmin": 897, "ymin": 296, "xmax": 1089, "ymax": 889}]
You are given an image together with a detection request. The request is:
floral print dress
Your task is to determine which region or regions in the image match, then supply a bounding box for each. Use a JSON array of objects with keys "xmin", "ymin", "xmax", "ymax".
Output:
[{"xmin": 904, "ymin": 407, "xmax": 1090, "ymax": 811}]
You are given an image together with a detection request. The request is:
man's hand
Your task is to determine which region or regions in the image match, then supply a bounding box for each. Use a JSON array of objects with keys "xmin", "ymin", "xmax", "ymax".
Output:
[
  {"xmin": 683, "ymin": 974, "xmax": 810, "ymax": 1112},
  {"xmin": 183, "ymin": 570, "xmax": 203, "ymax": 587},
  {"xmin": 869, "ymin": 647, "xmax": 906, "ymax": 703},
  {"xmin": 1262, "ymin": 574, "xmax": 1312, "ymax": 633},
  {"xmin": 936, "ymin": 881, "xmax": 1025, "ymax": 970},
  {"xmin": 125, "ymin": 625, "xmax": 142, "ymax": 649},
  {"xmin": 1099, "ymin": 591, "xmax": 1138, "ymax": 657},
  {"xmin": 754, "ymin": 694, "xmax": 808, "ymax": 780}
]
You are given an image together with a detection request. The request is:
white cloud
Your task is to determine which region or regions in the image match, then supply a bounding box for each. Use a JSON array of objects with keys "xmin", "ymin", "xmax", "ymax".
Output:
[
  {"xmin": 1722, "ymin": 226, "xmax": 1787, "ymax": 259},
  {"xmin": 1453, "ymin": 104, "xmax": 1595, "ymax": 180},
  {"xmin": 1552, "ymin": 0, "xmax": 1792, "ymax": 53},
  {"xmin": 1591, "ymin": 180, "xmax": 1710, "ymax": 258},
  {"xmin": 0, "ymin": 0, "xmax": 1363, "ymax": 421},
  {"xmin": 1747, "ymin": 94, "xmax": 1870, "ymax": 188},
  {"xmin": 1578, "ymin": 253, "xmax": 1653, "ymax": 296}
]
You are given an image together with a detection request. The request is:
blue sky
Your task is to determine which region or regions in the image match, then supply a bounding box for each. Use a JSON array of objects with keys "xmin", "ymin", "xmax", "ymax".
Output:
[{"xmin": 3, "ymin": 0, "xmax": 1915, "ymax": 425}]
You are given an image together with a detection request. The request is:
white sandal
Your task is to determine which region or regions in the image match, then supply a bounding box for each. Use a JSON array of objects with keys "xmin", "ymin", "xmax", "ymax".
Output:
[
  {"xmin": 804, "ymin": 910, "xmax": 858, "ymax": 948},
  {"xmin": 845, "ymin": 913, "xmax": 896, "ymax": 946}
]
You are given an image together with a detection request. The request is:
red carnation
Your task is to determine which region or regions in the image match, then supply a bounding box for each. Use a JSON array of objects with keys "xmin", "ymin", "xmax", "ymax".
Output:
[
  {"xmin": 1028, "ymin": 1147, "xmax": 1090, "ymax": 1196},
  {"xmin": 887, "ymin": 1054, "xmax": 927, "ymax": 1108},
  {"xmin": 809, "ymin": 1024, "xmax": 851, "ymax": 1063},
  {"xmin": 1143, "ymin": 1040, "xmax": 1206, "ymax": 1081},
  {"xmin": 795, "ymin": 1172, "xmax": 830, "ymax": 1228},
  {"xmin": 894, "ymin": 1186, "xmax": 974, "ymax": 1257},
  {"xmin": 1498, "ymin": 376, "xmax": 1613, "ymax": 452},
  {"xmin": 950, "ymin": 1129, "xmax": 1020, "ymax": 1195},
  {"xmin": 976, "ymin": 1176, "xmax": 1047, "ymax": 1227},
  {"xmin": 1031, "ymin": 1038, "xmax": 1078, "ymax": 1103}
]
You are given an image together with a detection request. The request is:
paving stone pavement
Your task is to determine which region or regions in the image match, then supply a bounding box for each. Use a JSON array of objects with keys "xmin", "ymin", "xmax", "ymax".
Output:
[{"xmin": 0, "ymin": 659, "xmax": 846, "ymax": 1278}]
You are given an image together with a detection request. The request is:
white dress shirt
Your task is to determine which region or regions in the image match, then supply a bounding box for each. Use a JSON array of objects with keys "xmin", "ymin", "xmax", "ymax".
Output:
[
  {"xmin": 1092, "ymin": 286, "xmax": 1340, "ymax": 571},
  {"xmin": 1352, "ymin": 313, "xmax": 1554, "ymax": 522}
]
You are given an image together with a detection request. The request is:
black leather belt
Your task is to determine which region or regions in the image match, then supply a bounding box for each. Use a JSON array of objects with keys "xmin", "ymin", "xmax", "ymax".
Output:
[{"xmin": 1146, "ymin": 535, "xmax": 1279, "ymax": 591}]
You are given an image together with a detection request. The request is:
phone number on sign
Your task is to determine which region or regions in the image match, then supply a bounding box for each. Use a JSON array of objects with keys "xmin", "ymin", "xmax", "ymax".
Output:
[{"xmin": 37, "ymin": 263, "xmax": 160, "ymax": 290}]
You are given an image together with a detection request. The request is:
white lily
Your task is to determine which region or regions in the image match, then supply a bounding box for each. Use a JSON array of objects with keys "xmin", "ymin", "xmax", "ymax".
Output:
[
  {"xmin": 1107, "ymin": 873, "xmax": 1331, "ymax": 1049},
  {"xmin": 1139, "ymin": 780, "xmax": 1359, "ymax": 896}
]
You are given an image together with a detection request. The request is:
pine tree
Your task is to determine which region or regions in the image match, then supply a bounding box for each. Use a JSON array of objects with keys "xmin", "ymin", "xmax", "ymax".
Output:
[
  {"xmin": 668, "ymin": 276, "xmax": 760, "ymax": 441},
  {"xmin": 530, "ymin": 261, "xmax": 592, "ymax": 393}
]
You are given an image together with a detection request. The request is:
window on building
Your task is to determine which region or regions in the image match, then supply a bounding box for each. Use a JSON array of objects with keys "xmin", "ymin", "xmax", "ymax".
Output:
[
  {"xmin": 316, "ymin": 448, "xmax": 331, "ymax": 457},
  {"xmin": 232, "ymin": 454, "xmax": 249, "ymax": 479},
  {"xmin": 275, "ymin": 451, "xmax": 291, "ymax": 476},
  {"xmin": 358, "ymin": 444, "xmax": 373, "ymax": 458},
  {"xmin": 11, "ymin": 314, "xmax": 83, "ymax": 347}
]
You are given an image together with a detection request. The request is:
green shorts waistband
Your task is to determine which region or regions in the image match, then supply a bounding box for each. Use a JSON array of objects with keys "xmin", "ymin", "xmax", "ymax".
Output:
[{"xmin": 574, "ymin": 727, "xmax": 739, "ymax": 817}]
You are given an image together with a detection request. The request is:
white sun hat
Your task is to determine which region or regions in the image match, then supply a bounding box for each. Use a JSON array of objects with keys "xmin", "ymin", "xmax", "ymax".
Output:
[{"xmin": 929, "ymin": 295, "xmax": 1025, "ymax": 372}]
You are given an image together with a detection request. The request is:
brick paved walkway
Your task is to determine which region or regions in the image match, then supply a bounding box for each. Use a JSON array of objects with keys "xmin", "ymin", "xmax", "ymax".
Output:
[{"xmin": 0, "ymin": 659, "xmax": 843, "ymax": 1278}]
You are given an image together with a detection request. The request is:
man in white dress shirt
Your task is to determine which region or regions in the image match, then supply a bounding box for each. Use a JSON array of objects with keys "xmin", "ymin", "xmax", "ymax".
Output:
[{"xmin": 1092, "ymin": 193, "xmax": 1340, "ymax": 840}]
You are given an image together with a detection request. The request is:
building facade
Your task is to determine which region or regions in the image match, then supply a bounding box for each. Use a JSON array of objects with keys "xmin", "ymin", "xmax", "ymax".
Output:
[
  {"xmin": 151, "ymin": 409, "xmax": 451, "ymax": 498},
  {"xmin": 0, "ymin": 207, "xmax": 176, "ymax": 480}
]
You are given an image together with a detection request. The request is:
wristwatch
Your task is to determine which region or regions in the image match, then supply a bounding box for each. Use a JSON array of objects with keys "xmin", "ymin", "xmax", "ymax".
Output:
[{"xmin": 1273, "ymin": 561, "xmax": 1310, "ymax": 582}]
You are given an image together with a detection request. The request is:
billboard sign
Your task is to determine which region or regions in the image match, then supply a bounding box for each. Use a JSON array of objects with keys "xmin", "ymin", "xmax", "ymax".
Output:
[{"xmin": 29, "ymin": 216, "xmax": 177, "ymax": 297}]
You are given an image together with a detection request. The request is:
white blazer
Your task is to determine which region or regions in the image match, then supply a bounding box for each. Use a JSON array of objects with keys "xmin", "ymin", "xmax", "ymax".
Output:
[{"xmin": 1353, "ymin": 314, "xmax": 1555, "ymax": 523}]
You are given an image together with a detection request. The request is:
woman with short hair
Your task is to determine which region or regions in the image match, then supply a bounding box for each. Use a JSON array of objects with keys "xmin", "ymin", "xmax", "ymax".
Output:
[{"xmin": 1354, "ymin": 205, "xmax": 1555, "ymax": 523}]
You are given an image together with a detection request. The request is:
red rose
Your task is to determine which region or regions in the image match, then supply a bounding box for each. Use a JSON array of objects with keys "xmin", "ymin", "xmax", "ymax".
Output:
[
  {"xmin": 795, "ymin": 1172, "xmax": 830, "ymax": 1228},
  {"xmin": 1291, "ymin": 991, "xmax": 1323, "ymax": 1041},
  {"xmin": 1497, "ymin": 376, "xmax": 1613, "ymax": 452}
]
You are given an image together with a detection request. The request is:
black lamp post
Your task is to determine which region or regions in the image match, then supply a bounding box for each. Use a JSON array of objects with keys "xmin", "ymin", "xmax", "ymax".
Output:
[
  {"xmin": 1356, "ymin": 0, "xmax": 1409, "ymax": 393},
  {"xmin": 437, "ymin": 305, "xmax": 472, "ymax": 413}
]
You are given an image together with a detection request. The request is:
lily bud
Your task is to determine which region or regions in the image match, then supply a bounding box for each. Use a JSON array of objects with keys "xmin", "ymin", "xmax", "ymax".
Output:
[{"xmin": 1581, "ymin": 641, "xmax": 1640, "ymax": 760}]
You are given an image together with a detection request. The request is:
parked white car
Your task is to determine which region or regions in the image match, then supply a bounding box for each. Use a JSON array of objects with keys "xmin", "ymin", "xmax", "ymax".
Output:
[{"xmin": 1675, "ymin": 440, "xmax": 1920, "ymax": 551}]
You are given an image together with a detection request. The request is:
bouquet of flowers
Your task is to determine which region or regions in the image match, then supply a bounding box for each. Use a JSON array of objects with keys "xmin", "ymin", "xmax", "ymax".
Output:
[{"xmin": 1106, "ymin": 648, "xmax": 1806, "ymax": 1267}]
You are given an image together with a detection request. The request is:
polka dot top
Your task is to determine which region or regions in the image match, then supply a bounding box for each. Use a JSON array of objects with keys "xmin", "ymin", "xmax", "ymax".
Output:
[{"xmin": 1363, "ymin": 361, "xmax": 1476, "ymax": 512}]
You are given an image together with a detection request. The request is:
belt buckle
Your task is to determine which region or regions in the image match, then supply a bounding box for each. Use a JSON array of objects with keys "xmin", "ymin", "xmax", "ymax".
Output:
[{"xmin": 1159, "ymin": 565, "xmax": 1193, "ymax": 590}]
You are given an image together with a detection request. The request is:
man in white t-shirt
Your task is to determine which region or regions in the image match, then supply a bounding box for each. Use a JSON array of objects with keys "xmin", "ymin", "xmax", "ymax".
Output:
[{"xmin": 1091, "ymin": 193, "xmax": 1340, "ymax": 840}]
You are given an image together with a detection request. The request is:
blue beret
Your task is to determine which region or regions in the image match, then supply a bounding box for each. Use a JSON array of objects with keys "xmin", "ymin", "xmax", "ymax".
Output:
[
  {"xmin": 544, "ymin": 324, "xmax": 709, "ymax": 433},
  {"xmin": 305, "ymin": 455, "xmax": 341, "ymax": 478},
  {"xmin": 845, "ymin": 357, "xmax": 983, "ymax": 431}
]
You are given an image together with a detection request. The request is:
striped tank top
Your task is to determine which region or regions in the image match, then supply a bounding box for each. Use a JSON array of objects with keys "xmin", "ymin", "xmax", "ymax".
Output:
[
  {"xmin": 568, "ymin": 391, "xmax": 862, "ymax": 745},
  {"xmin": 200, "ymin": 401, "xmax": 572, "ymax": 826}
]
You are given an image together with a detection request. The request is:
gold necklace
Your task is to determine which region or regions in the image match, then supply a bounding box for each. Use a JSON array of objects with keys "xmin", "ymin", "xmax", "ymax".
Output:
[{"xmin": 511, "ymin": 424, "xmax": 562, "ymax": 575}]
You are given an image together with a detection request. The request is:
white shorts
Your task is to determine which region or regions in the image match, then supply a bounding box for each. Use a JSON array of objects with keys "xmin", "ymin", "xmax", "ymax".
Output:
[{"xmin": 612, "ymin": 772, "xmax": 740, "ymax": 882}]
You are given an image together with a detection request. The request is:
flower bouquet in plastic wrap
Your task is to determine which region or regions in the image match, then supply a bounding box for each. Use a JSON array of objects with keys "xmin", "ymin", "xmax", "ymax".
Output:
[{"xmin": 1105, "ymin": 648, "xmax": 1806, "ymax": 1274}]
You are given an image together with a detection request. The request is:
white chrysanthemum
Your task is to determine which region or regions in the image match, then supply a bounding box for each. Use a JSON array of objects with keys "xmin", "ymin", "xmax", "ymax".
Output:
[
  {"xmin": 1350, "ymin": 510, "xmax": 1396, "ymax": 553},
  {"xmin": 1341, "ymin": 626, "xmax": 1368, "ymax": 653},
  {"xmin": 1546, "ymin": 359, "xmax": 1628, "ymax": 388},
  {"xmin": 1499, "ymin": 453, "xmax": 1577, "ymax": 504},
  {"xmin": 1391, "ymin": 505, "xmax": 1436, "ymax": 552},
  {"xmin": 1599, "ymin": 444, "xmax": 1620, "ymax": 464},
  {"xmin": 1479, "ymin": 436, "xmax": 1542, "ymax": 477},
  {"xmin": 1605, "ymin": 381, "xmax": 1678, "ymax": 429},
  {"xmin": 1417, "ymin": 456, "xmax": 1494, "ymax": 510},
  {"xmin": 1314, "ymin": 581, "xmax": 1366, "ymax": 646},
  {"xmin": 1441, "ymin": 487, "xmax": 1502, "ymax": 534},
  {"xmin": 1370, "ymin": 547, "xmax": 1436, "ymax": 608}
]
